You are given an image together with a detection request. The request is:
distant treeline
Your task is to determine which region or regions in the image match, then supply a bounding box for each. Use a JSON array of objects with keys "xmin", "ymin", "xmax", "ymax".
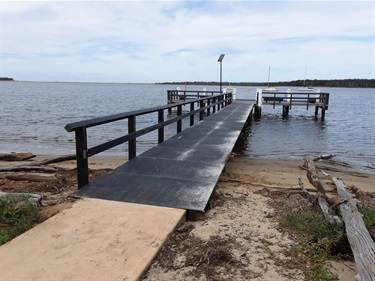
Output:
[
  {"xmin": 159, "ymin": 79, "xmax": 375, "ymax": 88},
  {"xmin": 0, "ymin": 77, "xmax": 14, "ymax": 81}
]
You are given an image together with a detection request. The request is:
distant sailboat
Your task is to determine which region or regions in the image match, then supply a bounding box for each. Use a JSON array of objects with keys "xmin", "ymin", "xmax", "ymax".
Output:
[
  {"xmin": 298, "ymin": 66, "xmax": 314, "ymax": 91},
  {"xmin": 261, "ymin": 65, "xmax": 278, "ymax": 92}
]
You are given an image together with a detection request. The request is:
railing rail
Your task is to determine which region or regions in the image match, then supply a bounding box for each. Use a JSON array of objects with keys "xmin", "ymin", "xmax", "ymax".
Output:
[
  {"xmin": 256, "ymin": 91, "xmax": 330, "ymax": 110},
  {"xmin": 65, "ymin": 92, "xmax": 233, "ymax": 188},
  {"xmin": 167, "ymin": 90, "xmax": 222, "ymax": 104}
]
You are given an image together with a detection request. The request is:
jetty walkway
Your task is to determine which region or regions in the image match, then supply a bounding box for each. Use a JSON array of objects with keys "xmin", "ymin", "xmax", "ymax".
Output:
[
  {"xmin": 74, "ymin": 99, "xmax": 254, "ymax": 212},
  {"xmin": 0, "ymin": 93, "xmax": 254, "ymax": 281}
]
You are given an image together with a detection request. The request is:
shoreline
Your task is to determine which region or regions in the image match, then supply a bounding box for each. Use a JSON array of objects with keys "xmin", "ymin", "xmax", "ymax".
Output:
[
  {"xmin": 2, "ymin": 154, "xmax": 372, "ymax": 192},
  {"xmin": 1, "ymin": 154, "xmax": 374, "ymax": 280}
]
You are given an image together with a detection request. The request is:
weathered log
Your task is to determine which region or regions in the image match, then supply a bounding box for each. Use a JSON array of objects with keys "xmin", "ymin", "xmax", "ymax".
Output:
[
  {"xmin": 0, "ymin": 153, "xmax": 34, "ymax": 161},
  {"xmin": 0, "ymin": 152, "xmax": 36, "ymax": 161},
  {"xmin": 333, "ymin": 177, "xmax": 375, "ymax": 281},
  {"xmin": 302, "ymin": 158, "xmax": 343, "ymax": 226},
  {"xmin": 23, "ymin": 154, "xmax": 76, "ymax": 166},
  {"xmin": 303, "ymin": 158, "xmax": 326, "ymax": 195},
  {"xmin": 313, "ymin": 154, "xmax": 334, "ymax": 161},
  {"xmin": 0, "ymin": 166, "xmax": 58, "ymax": 173},
  {"xmin": 0, "ymin": 155, "xmax": 76, "ymax": 173},
  {"xmin": 298, "ymin": 177, "xmax": 316, "ymax": 203},
  {"xmin": 0, "ymin": 173, "xmax": 57, "ymax": 182},
  {"xmin": 0, "ymin": 191, "xmax": 42, "ymax": 206}
]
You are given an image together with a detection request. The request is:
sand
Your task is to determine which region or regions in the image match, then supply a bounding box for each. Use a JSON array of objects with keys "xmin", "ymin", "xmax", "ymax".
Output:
[
  {"xmin": 1, "ymin": 154, "xmax": 374, "ymax": 280},
  {"xmin": 142, "ymin": 157, "xmax": 374, "ymax": 281}
]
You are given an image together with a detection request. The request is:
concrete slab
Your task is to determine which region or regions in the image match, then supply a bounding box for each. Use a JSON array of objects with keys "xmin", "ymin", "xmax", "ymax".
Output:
[{"xmin": 0, "ymin": 198, "xmax": 185, "ymax": 281}]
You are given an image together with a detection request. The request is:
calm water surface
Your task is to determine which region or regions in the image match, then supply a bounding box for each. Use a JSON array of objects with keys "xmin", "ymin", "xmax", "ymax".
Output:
[{"xmin": 1, "ymin": 81, "xmax": 374, "ymax": 170}]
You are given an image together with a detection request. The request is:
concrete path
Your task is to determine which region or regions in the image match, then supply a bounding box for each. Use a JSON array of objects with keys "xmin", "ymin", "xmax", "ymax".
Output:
[{"xmin": 0, "ymin": 198, "xmax": 185, "ymax": 281}]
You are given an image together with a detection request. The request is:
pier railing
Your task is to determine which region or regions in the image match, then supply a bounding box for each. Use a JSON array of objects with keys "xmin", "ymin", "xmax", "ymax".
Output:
[
  {"xmin": 65, "ymin": 92, "xmax": 232, "ymax": 188},
  {"xmin": 167, "ymin": 90, "xmax": 222, "ymax": 104},
  {"xmin": 257, "ymin": 91, "xmax": 330, "ymax": 110}
]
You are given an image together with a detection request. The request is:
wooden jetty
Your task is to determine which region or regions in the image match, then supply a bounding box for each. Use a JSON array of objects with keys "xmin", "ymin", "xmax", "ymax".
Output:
[
  {"xmin": 254, "ymin": 89, "xmax": 330, "ymax": 119},
  {"xmin": 65, "ymin": 92, "xmax": 254, "ymax": 213}
]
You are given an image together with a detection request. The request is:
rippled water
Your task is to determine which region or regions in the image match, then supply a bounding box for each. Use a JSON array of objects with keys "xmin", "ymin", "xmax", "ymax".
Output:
[{"xmin": 1, "ymin": 81, "xmax": 374, "ymax": 169}]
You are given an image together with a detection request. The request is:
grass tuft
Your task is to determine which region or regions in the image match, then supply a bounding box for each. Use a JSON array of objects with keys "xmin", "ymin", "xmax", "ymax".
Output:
[
  {"xmin": 280, "ymin": 208, "xmax": 343, "ymax": 281},
  {"xmin": 0, "ymin": 197, "xmax": 39, "ymax": 246},
  {"xmin": 359, "ymin": 205, "xmax": 375, "ymax": 230}
]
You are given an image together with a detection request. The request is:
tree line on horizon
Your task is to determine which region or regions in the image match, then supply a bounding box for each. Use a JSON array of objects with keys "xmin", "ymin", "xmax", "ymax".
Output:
[
  {"xmin": 159, "ymin": 79, "xmax": 375, "ymax": 88},
  {"xmin": 0, "ymin": 77, "xmax": 14, "ymax": 81}
]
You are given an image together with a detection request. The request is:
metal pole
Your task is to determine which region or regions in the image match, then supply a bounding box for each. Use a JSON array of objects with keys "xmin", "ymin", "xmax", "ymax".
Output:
[
  {"xmin": 217, "ymin": 54, "xmax": 225, "ymax": 94},
  {"xmin": 220, "ymin": 61, "xmax": 222, "ymax": 93}
]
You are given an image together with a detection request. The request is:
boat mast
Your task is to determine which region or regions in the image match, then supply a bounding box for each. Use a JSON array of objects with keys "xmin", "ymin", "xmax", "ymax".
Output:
[{"xmin": 267, "ymin": 65, "xmax": 271, "ymax": 87}]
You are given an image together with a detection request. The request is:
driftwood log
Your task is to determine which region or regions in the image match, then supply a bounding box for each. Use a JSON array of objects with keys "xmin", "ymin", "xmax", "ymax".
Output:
[
  {"xmin": 0, "ymin": 152, "xmax": 36, "ymax": 161},
  {"xmin": 0, "ymin": 166, "xmax": 58, "ymax": 173},
  {"xmin": 332, "ymin": 177, "xmax": 375, "ymax": 281},
  {"xmin": 313, "ymin": 154, "xmax": 334, "ymax": 161},
  {"xmin": 0, "ymin": 173, "xmax": 58, "ymax": 182},
  {"xmin": 0, "ymin": 155, "xmax": 76, "ymax": 173},
  {"xmin": 302, "ymin": 158, "xmax": 342, "ymax": 226},
  {"xmin": 0, "ymin": 191, "xmax": 42, "ymax": 206}
]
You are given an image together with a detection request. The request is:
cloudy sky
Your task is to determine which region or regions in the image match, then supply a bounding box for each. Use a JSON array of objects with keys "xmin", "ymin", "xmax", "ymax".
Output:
[{"xmin": 1, "ymin": 1, "xmax": 374, "ymax": 83}]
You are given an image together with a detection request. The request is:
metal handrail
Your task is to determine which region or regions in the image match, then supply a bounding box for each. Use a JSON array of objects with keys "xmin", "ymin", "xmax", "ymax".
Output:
[
  {"xmin": 258, "ymin": 92, "xmax": 330, "ymax": 110},
  {"xmin": 65, "ymin": 92, "xmax": 232, "ymax": 188}
]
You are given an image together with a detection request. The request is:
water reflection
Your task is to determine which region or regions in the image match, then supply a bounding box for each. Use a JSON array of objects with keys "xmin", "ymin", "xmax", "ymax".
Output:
[{"xmin": 234, "ymin": 113, "xmax": 329, "ymax": 159}]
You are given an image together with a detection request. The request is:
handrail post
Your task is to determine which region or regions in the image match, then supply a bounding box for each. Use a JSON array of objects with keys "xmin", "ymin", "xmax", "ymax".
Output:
[
  {"xmin": 190, "ymin": 102, "xmax": 194, "ymax": 126},
  {"xmin": 307, "ymin": 93, "xmax": 310, "ymax": 110},
  {"xmin": 212, "ymin": 97, "xmax": 216, "ymax": 114},
  {"xmin": 158, "ymin": 109, "xmax": 164, "ymax": 143},
  {"xmin": 199, "ymin": 100, "xmax": 204, "ymax": 121},
  {"xmin": 75, "ymin": 127, "xmax": 89, "ymax": 188},
  {"xmin": 177, "ymin": 104, "xmax": 182, "ymax": 133},
  {"xmin": 289, "ymin": 93, "xmax": 293, "ymax": 109},
  {"xmin": 128, "ymin": 115, "xmax": 136, "ymax": 159},
  {"xmin": 207, "ymin": 98, "xmax": 211, "ymax": 116}
]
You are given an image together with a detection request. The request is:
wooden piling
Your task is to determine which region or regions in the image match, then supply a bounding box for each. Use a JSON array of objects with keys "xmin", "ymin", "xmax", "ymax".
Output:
[
  {"xmin": 254, "ymin": 105, "xmax": 262, "ymax": 119},
  {"xmin": 282, "ymin": 105, "xmax": 289, "ymax": 118}
]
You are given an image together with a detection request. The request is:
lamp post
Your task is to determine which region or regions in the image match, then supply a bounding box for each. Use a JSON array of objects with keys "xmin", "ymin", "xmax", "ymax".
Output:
[{"xmin": 217, "ymin": 54, "xmax": 225, "ymax": 93}]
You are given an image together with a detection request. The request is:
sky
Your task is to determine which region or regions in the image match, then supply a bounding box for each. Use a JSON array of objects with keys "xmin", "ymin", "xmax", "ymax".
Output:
[{"xmin": 1, "ymin": 0, "xmax": 374, "ymax": 83}]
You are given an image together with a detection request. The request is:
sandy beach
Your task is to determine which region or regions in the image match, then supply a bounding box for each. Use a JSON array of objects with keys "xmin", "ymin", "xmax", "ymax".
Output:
[{"xmin": 0, "ymin": 154, "xmax": 374, "ymax": 280}]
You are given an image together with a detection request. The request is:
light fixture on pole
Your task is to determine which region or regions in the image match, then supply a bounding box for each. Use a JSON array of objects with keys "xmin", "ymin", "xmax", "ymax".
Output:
[{"xmin": 217, "ymin": 54, "xmax": 225, "ymax": 93}]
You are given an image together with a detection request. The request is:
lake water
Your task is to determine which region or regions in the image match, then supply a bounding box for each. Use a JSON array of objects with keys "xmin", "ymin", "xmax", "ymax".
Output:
[{"xmin": 1, "ymin": 81, "xmax": 374, "ymax": 170}]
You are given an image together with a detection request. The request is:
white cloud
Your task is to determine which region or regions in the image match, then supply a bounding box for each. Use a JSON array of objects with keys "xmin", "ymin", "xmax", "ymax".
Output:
[{"xmin": 1, "ymin": 0, "xmax": 374, "ymax": 82}]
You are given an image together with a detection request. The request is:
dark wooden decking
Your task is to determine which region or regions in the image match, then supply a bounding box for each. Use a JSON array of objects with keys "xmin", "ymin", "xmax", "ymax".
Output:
[{"xmin": 74, "ymin": 100, "xmax": 254, "ymax": 212}]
